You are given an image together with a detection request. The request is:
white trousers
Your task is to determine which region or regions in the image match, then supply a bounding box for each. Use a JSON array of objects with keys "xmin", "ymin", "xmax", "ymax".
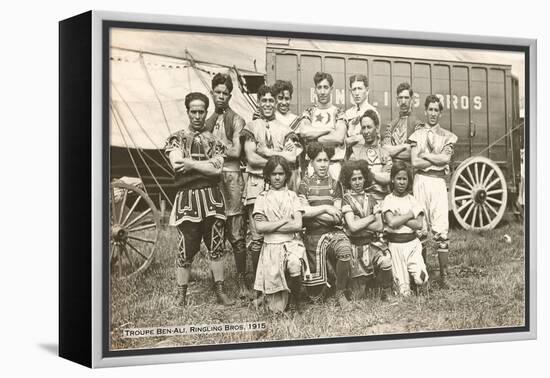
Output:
[
  {"xmin": 389, "ymin": 239, "xmax": 428, "ymax": 296},
  {"xmin": 413, "ymin": 174, "xmax": 449, "ymax": 240}
]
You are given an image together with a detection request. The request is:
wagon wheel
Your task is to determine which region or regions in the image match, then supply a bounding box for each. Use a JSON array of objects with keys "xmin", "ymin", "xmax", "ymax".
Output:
[
  {"xmin": 110, "ymin": 182, "xmax": 161, "ymax": 279},
  {"xmin": 450, "ymin": 156, "xmax": 508, "ymax": 230}
]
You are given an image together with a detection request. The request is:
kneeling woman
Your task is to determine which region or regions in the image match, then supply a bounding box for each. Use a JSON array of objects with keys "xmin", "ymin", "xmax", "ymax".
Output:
[
  {"xmin": 253, "ymin": 156, "xmax": 308, "ymax": 312},
  {"xmin": 340, "ymin": 160, "xmax": 393, "ymax": 300},
  {"xmin": 382, "ymin": 161, "xmax": 428, "ymax": 296}
]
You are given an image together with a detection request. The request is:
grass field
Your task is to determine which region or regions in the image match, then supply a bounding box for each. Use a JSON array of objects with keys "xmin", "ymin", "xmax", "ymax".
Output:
[{"xmin": 110, "ymin": 217, "xmax": 525, "ymax": 351}]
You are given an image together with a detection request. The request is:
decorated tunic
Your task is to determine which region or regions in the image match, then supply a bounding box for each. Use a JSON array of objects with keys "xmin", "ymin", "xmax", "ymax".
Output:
[
  {"xmin": 205, "ymin": 107, "xmax": 245, "ymax": 172},
  {"xmin": 383, "ymin": 113, "xmax": 422, "ymax": 150},
  {"xmin": 275, "ymin": 111, "xmax": 300, "ymax": 130},
  {"xmin": 345, "ymin": 101, "xmax": 380, "ymax": 142},
  {"xmin": 297, "ymin": 173, "xmax": 343, "ymax": 235},
  {"xmin": 341, "ymin": 191, "xmax": 382, "ymax": 278},
  {"xmin": 408, "ymin": 124, "xmax": 458, "ymax": 175},
  {"xmin": 241, "ymin": 118, "xmax": 298, "ymax": 176},
  {"xmin": 301, "ymin": 104, "xmax": 347, "ymax": 161},
  {"xmin": 205, "ymin": 107, "xmax": 246, "ymax": 216},
  {"xmin": 298, "ymin": 174, "xmax": 349, "ymax": 288},
  {"xmin": 241, "ymin": 117, "xmax": 300, "ymax": 203},
  {"xmin": 349, "ymin": 143, "xmax": 393, "ymax": 201},
  {"xmin": 164, "ymin": 129, "xmax": 225, "ymax": 225}
]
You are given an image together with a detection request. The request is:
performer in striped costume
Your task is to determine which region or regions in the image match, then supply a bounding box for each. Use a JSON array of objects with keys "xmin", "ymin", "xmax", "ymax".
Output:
[{"xmin": 298, "ymin": 142, "xmax": 353, "ymax": 310}]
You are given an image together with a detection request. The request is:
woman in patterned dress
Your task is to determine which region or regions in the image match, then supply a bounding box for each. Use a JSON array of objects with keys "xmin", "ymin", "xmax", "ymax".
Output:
[{"xmin": 340, "ymin": 160, "xmax": 393, "ymax": 301}]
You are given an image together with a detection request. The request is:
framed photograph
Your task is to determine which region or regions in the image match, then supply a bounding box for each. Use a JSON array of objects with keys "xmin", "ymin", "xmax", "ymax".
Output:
[{"xmin": 59, "ymin": 10, "xmax": 536, "ymax": 368}]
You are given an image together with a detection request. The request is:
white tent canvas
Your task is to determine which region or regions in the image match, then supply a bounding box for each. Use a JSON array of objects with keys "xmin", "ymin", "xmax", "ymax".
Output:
[{"xmin": 110, "ymin": 29, "xmax": 266, "ymax": 149}]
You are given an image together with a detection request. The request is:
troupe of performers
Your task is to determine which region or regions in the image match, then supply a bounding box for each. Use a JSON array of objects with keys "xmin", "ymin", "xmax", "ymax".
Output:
[{"xmin": 165, "ymin": 71, "xmax": 457, "ymax": 312}]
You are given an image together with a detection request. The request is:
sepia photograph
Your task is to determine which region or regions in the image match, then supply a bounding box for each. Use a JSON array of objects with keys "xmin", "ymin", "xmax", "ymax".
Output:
[{"xmin": 107, "ymin": 24, "xmax": 527, "ymax": 354}]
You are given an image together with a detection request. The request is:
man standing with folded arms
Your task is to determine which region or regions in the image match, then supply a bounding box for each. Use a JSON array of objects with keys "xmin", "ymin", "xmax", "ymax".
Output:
[
  {"xmin": 165, "ymin": 92, "xmax": 235, "ymax": 307},
  {"xmin": 409, "ymin": 95, "xmax": 457, "ymax": 289}
]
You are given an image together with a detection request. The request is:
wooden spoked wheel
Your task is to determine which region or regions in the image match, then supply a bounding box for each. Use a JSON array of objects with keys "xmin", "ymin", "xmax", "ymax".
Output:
[
  {"xmin": 450, "ymin": 156, "xmax": 508, "ymax": 230},
  {"xmin": 110, "ymin": 182, "xmax": 161, "ymax": 279}
]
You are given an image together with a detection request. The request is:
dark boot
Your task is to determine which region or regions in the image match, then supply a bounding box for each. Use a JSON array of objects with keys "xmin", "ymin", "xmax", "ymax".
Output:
[
  {"xmin": 336, "ymin": 260, "xmax": 351, "ymax": 310},
  {"xmin": 437, "ymin": 252, "xmax": 450, "ymax": 290},
  {"xmin": 378, "ymin": 269, "xmax": 393, "ymax": 301},
  {"xmin": 419, "ymin": 235, "xmax": 429, "ymax": 271},
  {"xmin": 363, "ymin": 275, "xmax": 375, "ymax": 299},
  {"xmin": 238, "ymin": 273, "xmax": 255, "ymax": 300},
  {"xmin": 415, "ymin": 271, "xmax": 429, "ymax": 296},
  {"xmin": 287, "ymin": 276, "xmax": 302, "ymax": 312},
  {"xmin": 252, "ymin": 291, "xmax": 265, "ymax": 309},
  {"xmin": 336, "ymin": 290, "xmax": 352, "ymax": 310},
  {"xmin": 422, "ymin": 246, "xmax": 428, "ymax": 268},
  {"xmin": 175, "ymin": 285, "xmax": 187, "ymax": 307},
  {"xmin": 233, "ymin": 244, "xmax": 247, "ymax": 276},
  {"xmin": 214, "ymin": 281, "xmax": 235, "ymax": 306},
  {"xmin": 249, "ymin": 239, "xmax": 262, "ymax": 277}
]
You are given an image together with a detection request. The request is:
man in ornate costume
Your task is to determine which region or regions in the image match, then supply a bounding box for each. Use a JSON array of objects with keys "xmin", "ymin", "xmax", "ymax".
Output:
[{"xmin": 164, "ymin": 92, "xmax": 234, "ymax": 307}]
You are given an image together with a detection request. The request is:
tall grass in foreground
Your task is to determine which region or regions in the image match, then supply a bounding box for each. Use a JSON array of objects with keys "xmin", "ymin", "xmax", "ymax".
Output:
[{"xmin": 110, "ymin": 220, "xmax": 525, "ymax": 350}]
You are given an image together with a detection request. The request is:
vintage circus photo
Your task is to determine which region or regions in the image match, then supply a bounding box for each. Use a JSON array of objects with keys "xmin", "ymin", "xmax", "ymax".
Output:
[{"xmin": 107, "ymin": 25, "xmax": 527, "ymax": 352}]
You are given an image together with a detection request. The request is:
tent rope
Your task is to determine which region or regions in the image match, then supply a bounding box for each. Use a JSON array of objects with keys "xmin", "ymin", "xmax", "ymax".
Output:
[
  {"xmin": 474, "ymin": 122, "xmax": 523, "ymax": 157},
  {"xmin": 110, "ymin": 105, "xmax": 149, "ymax": 196},
  {"xmin": 139, "ymin": 53, "xmax": 174, "ymax": 135},
  {"xmin": 111, "ymin": 82, "xmax": 172, "ymax": 168},
  {"xmin": 185, "ymin": 49, "xmax": 214, "ymax": 97},
  {"xmin": 111, "ymin": 103, "xmax": 174, "ymax": 207},
  {"xmin": 139, "ymin": 149, "xmax": 174, "ymax": 178}
]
